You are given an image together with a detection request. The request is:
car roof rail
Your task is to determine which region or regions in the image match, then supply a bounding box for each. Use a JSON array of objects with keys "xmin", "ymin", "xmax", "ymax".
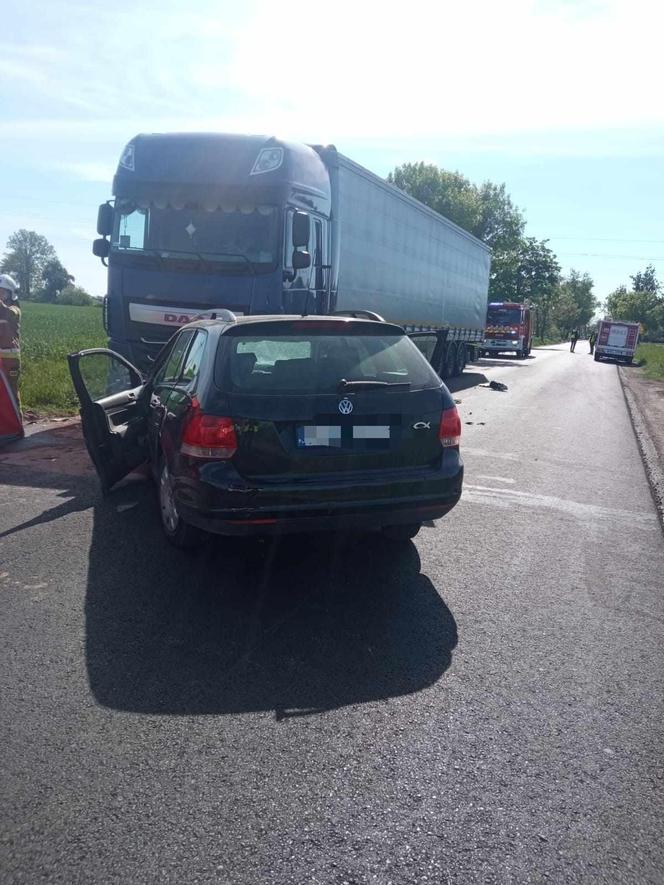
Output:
[
  {"xmin": 195, "ymin": 309, "xmax": 237, "ymax": 323},
  {"xmin": 331, "ymin": 310, "xmax": 385, "ymax": 322}
]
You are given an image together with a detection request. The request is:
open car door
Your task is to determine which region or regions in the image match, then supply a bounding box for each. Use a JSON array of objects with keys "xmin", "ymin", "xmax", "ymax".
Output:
[{"xmin": 68, "ymin": 348, "xmax": 149, "ymax": 494}]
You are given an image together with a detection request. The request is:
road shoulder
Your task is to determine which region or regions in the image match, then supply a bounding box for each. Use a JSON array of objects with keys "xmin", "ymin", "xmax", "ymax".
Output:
[{"xmin": 619, "ymin": 364, "xmax": 664, "ymax": 530}]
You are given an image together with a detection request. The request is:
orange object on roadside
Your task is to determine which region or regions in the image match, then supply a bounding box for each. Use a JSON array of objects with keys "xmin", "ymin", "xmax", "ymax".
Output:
[{"xmin": 0, "ymin": 365, "xmax": 23, "ymax": 445}]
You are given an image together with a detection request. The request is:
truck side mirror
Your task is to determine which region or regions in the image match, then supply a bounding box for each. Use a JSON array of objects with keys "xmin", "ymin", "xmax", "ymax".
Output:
[
  {"xmin": 292, "ymin": 211, "xmax": 310, "ymax": 248},
  {"xmin": 97, "ymin": 203, "xmax": 114, "ymax": 236},
  {"xmin": 92, "ymin": 238, "xmax": 111, "ymax": 259},
  {"xmin": 292, "ymin": 250, "xmax": 311, "ymax": 271}
]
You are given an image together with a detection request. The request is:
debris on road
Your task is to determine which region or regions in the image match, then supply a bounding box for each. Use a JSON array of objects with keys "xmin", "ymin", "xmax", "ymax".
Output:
[{"xmin": 480, "ymin": 380, "xmax": 509, "ymax": 392}]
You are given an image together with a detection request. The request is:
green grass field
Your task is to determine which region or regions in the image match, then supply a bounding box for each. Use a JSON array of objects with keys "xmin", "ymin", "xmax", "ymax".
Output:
[
  {"xmin": 20, "ymin": 302, "xmax": 106, "ymax": 415},
  {"xmin": 636, "ymin": 342, "xmax": 664, "ymax": 381}
]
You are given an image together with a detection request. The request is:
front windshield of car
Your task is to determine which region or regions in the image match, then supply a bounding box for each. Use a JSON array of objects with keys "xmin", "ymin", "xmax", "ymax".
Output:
[
  {"xmin": 111, "ymin": 201, "xmax": 279, "ymax": 269},
  {"xmin": 487, "ymin": 308, "xmax": 522, "ymax": 326},
  {"xmin": 219, "ymin": 332, "xmax": 441, "ymax": 394}
]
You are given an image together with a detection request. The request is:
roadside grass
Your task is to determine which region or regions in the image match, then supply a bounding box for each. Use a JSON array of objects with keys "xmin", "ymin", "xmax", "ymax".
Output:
[
  {"xmin": 20, "ymin": 302, "xmax": 106, "ymax": 415},
  {"xmin": 636, "ymin": 342, "xmax": 664, "ymax": 381}
]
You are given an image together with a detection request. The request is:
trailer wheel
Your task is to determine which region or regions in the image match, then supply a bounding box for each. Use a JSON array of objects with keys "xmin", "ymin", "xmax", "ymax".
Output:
[
  {"xmin": 455, "ymin": 343, "xmax": 467, "ymax": 375},
  {"xmin": 442, "ymin": 343, "xmax": 457, "ymax": 379}
]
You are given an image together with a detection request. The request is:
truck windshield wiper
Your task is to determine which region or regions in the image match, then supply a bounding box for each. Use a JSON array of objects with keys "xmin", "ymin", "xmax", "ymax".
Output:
[{"xmin": 337, "ymin": 379, "xmax": 411, "ymax": 391}]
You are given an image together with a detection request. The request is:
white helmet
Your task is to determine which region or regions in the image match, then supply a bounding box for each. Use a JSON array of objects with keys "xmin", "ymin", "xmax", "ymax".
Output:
[{"xmin": 0, "ymin": 273, "xmax": 19, "ymax": 295}]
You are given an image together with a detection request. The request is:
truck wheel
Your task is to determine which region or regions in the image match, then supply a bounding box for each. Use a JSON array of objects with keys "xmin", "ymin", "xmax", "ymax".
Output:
[
  {"xmin": 158, "ymin": 459, "xmax": 205, "ymax": 550},
  {"xmin": 382, "ymin": 523, "xmax": 422, "ymax": 541},
  {"xmin": 442, "ymin": 344, "xmax": 457, "ymax": 379},
  {"xmin": 455, "ymin": 343, "xmax": 467, "ymax": 375}
]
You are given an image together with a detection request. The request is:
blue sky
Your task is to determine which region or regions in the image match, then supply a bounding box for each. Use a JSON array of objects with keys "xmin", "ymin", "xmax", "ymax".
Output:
[{"xmin": 2, "ymin": 0, "xmax": 663, "ymax": 301}]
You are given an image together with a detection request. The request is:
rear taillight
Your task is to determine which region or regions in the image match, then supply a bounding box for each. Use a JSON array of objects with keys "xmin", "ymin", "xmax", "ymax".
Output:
[
  {"xmin": 181, "ymin": 405, "xmax": 237, "ymax": 460},
  {"xmin": 439, "ymin": 406, "xmax": 461, "ymax": 449}
]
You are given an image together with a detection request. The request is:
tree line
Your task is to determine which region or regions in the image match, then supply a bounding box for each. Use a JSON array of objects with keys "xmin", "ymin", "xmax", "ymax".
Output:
[{"xmin": 0, "ymin": 229, "xmax": 95, "ymax": 306}]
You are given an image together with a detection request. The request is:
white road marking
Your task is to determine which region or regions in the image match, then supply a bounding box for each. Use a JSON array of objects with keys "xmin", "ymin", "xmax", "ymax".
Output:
[
  {"xmin": 463, "ymin": 447, "xmax": 520, "ymax": 462},
  {"xmin": 477, "ymin": 475, "xmax": 516, "ymax": 484},
  {"xmin": 463, "ymin": 483, "xmax": 658, "ymax": 527}
]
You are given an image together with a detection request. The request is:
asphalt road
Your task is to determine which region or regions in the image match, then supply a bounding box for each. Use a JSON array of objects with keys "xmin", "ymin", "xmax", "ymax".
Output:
[{"xmin": 1, "ymin": 343, "xmax": 663, "ymax": 884}]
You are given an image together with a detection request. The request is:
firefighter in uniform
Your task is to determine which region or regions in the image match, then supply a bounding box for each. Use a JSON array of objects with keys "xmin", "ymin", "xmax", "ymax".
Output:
[{"xmin": 0, "ymin": 274, "xmax": 21, "ymax": 406}]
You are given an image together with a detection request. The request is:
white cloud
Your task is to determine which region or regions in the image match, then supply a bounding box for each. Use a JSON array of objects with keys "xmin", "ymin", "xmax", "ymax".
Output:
[
  {"xmin": 4, "ymin": 0, "xmax": 663, "ymax": 150},
  {"xmin": 217, "ymin": 0, "xmax": 664, "ymax": 139}
]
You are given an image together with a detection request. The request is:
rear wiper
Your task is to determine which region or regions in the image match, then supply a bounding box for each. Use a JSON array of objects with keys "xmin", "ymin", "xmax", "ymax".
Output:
[{"xmin": 337, "ymin": 379, "xmax": 411, "ymax": 391}]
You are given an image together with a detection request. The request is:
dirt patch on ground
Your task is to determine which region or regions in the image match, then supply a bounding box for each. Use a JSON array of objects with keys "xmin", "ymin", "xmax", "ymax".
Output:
[
  {"xmin": 620, "ymin": 365, "xmax": 664, "ymax": 529},
  {"xmin": 0, "ymin": 418, "xmax": 95, "ymax": 478},
  {"xmin": 621, "ymin": 366, "xmax": 664, "ymax": 466}
]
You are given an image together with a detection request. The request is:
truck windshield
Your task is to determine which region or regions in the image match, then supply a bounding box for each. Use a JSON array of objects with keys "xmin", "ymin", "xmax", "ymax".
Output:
[
  {"xmin": 487, "ymin": 308, "xmax": 522, "ymax": 326},
  {"xmin": 111, "ymin": 201, "xmax": 279, "ymax": 268}
]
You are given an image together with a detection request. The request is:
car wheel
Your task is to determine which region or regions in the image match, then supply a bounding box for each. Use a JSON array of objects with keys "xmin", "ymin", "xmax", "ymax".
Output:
[
  {"xmin": 158, "ymin": 458, "xmax": 204, "ymax": 549},
  {"xmin": 382, "ymin": 523, "xmax": 422, "ymax": 541},
  {"xmin": 593, "ymin": 352, "xmax": 600, "ymax": 362}
]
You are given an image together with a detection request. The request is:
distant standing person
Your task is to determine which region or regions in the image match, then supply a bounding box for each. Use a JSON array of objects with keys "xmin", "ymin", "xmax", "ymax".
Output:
[
  {"xmin": 0, "ymin": 274, "xmax": 22, "ymax": 405},
  {"xmin": 570, "ymin": 328, "xmax": 579, "ymax": 353},
  {"xmin": 589, "ymin": 330, "xmax": 597, "ymax": 355}
]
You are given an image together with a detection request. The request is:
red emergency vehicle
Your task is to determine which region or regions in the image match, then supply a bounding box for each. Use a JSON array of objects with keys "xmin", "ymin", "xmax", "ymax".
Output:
[
  {"xmin": 482, "ymin": 302, "xmax": 534, "ymax": 359},
  {"xmin": 594, "ymin": 320, "xmax": 639, "ymax": 364}
]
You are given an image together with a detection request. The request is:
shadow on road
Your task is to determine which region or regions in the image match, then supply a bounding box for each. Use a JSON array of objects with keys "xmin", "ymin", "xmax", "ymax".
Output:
[
  {"xmin": 83, "ymin": 482, "xmax": 458, "ymax": 718},
  {"xmin": 446, "ymin": 370, "xmax": 488, "ymax": 393}
]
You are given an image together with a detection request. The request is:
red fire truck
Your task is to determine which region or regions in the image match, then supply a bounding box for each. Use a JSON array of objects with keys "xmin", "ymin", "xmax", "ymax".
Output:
[
  {"xmin": 482, "ymin": 302, "xmax": 535, "ymax": 359},
  {"xmin": 594, "ymin": 320, "xmax": 640, "ymax": 364}
]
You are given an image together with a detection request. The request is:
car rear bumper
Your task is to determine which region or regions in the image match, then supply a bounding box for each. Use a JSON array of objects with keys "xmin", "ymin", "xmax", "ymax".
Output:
[
  {"xmin": 175, "ymin": 456, "xmax": 463, "ymax": 536},
  {"xmin": 180, "ymin": 494, "xmax": 461, "ymax": 536}
]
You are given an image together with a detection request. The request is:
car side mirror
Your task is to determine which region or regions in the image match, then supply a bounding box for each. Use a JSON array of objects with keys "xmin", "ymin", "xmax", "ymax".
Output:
[
  {"xmin": 292, "ymin": 211, "xmax": 310, "ymax": 248},
  {"xmin": 292, "ymin": 250, "xmax": 311, "ymax": 271},
  {"xmin": 92, "ymin": 238, "xmax": 111, "ymax": 259},
  {"xmin": 97, "ymin": 203, "xmax": 114, "ymax": 236}
]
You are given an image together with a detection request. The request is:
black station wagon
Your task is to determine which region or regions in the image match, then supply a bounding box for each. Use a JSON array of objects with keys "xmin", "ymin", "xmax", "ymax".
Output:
[{"xmin": 68, "ymin": 314, "xmax": 463, "ymax": 547}]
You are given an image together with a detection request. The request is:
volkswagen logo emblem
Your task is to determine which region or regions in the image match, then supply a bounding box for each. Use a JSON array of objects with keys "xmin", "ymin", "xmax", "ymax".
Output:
[{"xmin": 338, "ymin": 398, "xmax": 354, "ymax": 415}]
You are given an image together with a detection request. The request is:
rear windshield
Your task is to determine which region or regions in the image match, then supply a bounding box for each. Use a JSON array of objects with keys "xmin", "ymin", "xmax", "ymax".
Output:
[{"xmin": 216, "ymin": 332, "xmax": 441, "ymax": 394}]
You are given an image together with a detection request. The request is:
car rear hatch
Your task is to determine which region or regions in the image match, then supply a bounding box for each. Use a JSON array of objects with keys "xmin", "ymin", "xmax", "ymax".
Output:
[{"xmin": 211, "ymin": 319, "xmax": 449, "ymax": 483}]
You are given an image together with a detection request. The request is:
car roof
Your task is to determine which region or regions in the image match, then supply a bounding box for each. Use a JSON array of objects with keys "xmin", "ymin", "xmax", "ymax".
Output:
[{"xmin": 184, "ymin": 314, "xmax": 405, "ymax": 334}]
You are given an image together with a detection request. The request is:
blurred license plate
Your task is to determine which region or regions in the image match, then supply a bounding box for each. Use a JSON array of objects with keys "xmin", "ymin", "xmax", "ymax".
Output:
[
  {"xmin": 352, "ymin": 426, "xmax": 390, "ymax": 439},
  {"xmin": 297, "ymin": 426, "xmax": 342, "ymax": 447}
]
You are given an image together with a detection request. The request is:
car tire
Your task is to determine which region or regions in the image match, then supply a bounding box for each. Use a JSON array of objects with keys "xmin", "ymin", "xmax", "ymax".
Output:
[
  {"xmin": 158, "ymin": 458, "xmax": 204, "ymax": 549},
  {"xmin": 593, "ymin": 352, "xmax": 600, "ymax": 362},
  {"xmin": 382, "ymin": 523, "xmax": 422, "ymax": 541}
]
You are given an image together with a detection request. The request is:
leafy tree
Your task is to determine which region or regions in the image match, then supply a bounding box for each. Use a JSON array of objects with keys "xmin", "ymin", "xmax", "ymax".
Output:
[
  {"xmin": 630, "ymin": 264, "xmax": 660, "ymax": 295},
  {"xmin": 1, "ymin": 229, "xmax": 56, "ymax": 299},
  {"xmin": 387, "ymin": 163, "xmax": 480, "ymax": 233},
  {"xmin": 474, "ymin": 181, "xmax": 525, "ymax": 253},
  {"xmin": 489, "ymin": 237, "xmax": 561, "ymax": 336},
  {"xmin": 605, "ymin": 287, "xmax": 662, "ymax": 335},
  {"xmin": 38, "ymin": 258, "xmax": 75, "ymax": 303},
  {"xmin": 57, "ymin": 284, "xmax": 94, "ymax": 306},
  {"xmin": 553, "ymin": 270, "xmax": 597, "ymax": 333}
]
